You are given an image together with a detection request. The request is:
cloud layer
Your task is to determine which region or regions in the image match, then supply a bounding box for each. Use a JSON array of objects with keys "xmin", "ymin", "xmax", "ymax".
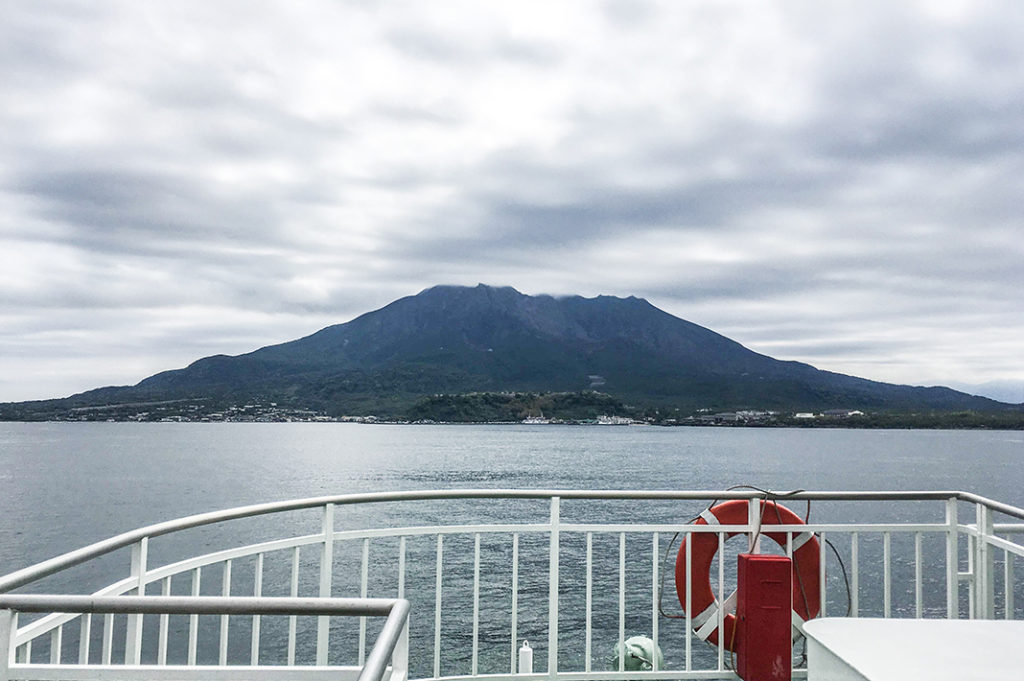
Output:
[{"xmin": 2, "ymin": 1, "xmax": 1022, "ymax": 401}]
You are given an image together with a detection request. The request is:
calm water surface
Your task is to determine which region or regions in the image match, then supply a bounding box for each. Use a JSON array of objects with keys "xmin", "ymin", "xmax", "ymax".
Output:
[{"xmin": 1, "ymin": 423, "xmax": 1022, "ymax": 574}]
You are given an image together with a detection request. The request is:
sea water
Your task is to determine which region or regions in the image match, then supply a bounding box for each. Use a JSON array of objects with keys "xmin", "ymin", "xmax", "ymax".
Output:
[{"xmin": 0, "ymin": 423, "xmax": 1021, "ymax": 674}]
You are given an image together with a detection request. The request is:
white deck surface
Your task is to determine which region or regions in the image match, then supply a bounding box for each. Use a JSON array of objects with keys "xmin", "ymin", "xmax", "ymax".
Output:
[{"xmin": 804, "ymin": 618, "xmax": 1024, "ymax": 681}]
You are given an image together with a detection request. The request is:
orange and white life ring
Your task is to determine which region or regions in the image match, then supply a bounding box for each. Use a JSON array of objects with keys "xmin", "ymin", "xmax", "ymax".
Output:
[{"xmin": 674, "ymin": 499, "xmax": 821, "ymax": 651}]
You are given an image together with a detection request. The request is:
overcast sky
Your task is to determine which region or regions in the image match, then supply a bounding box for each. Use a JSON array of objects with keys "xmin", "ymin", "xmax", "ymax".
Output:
[{"xmin": 1, "ymin": 1, "xmax": 1022, "ymax": 403}]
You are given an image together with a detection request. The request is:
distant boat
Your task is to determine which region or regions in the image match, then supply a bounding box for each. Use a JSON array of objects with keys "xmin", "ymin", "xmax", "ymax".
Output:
[
  {"xmin": 522, "ymin": 411, "xmax": 551, "ymax": 425},
  {"xmin": 596, "ymin": 414, "xmax": 632, "ymax": 425}
]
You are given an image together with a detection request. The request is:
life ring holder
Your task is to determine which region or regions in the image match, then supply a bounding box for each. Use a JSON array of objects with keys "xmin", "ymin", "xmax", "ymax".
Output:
[{"xmin": 674, "ymin": 499, "xmax": 821, "ymax": 651}]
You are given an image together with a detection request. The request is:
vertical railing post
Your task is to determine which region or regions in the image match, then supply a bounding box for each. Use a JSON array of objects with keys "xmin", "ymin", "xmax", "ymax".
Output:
[
  {"xmin": 0, "ymin": 609, "xmax": 14, "ymax": 681},
  {"xmin": 433, "ymin": 535, "xmax": 443, "ymax": 680},
  {"xmin": 584, "ymin": 532, "xmax": 592, "ymax": 673},
  {"xmin": 716, "ymin": 532, "xmax": 725, "ymax": 671},
  {"xmin": 125, "ymin": 537, "xmax": 148, "ymax": 664},
  {"xmin": 251, "ymin": 554, "xmax": 264, "ymax": 665},
  {"xmin": 158, "ymin": 578, "xmax": 170, "ymax": 665},
  {"xmin": 747, "ymin": 498, "xmax": 761, "ymax": 553},
  {"xmin": 220, "ymin": 560, "xmax": 232, "ymax": 666},
  {"xmin": 914, "ymin": 533, "xmax": 923, "ymax": 619},
  {"xmin": 883, "ymin": 532, "xmax": 891, "ymax": 618},
  {"xmin": 617, "ymin": 532, "xmax": 625, "ymax": 672},
  {"xmin": 976, "ymin": 504, "xmax": 995, "ymax": 619},
  {"xmin": 684, "ymin": 530, "xmax": 692, "ymax": 670},
  {"xmin": 158, "ymin": 577, "xmax": 170, "ymax": 665},
  {"xmin": 471, "ymin": 534, "xmax": 480, "ymax": 676},
  {"xmin": 651, "ymin": 532, "xmax": 659, "ymax": 671},
  {"xmin": 548, "ymin": 496, "xmax": 560, "ymax": 681},
  {"xmin": 49, "ymin": 627, "xmax": 61, "ymax": 665},
  {"xmin": 392, "ymin": 616, "xmax": 410, "ymax": 681},
  {"xmin": 945, "ymin": 498, "xmax": 959, "ymax": 619},
  {"xmin": 359, "ymin": 539, "xmax": 370, "ymax": 667},
  {"xmin": 288, "ymin": 548, "xmax": 299, "ymax": 666},
  {"xmin": 317, "ymin": 503, "xmax": 335, "ymax": 665},
  {"xmin": 78, "ymin": 612, "xmax": 91, "ymax": 664},
  {"xmin": 966, "ymin": 534, "xmax": 975, "ymax": 616},
  {"xmin": 511, "ymin": 533, "xmax": 520, "ymax": 674},
  {"xmin": 820, "ymin": 531, "xmax": 828, "ymax": 618},
  {"xmin": 188, "ymin": 568, "xmax": 201, "ymax": 665}
]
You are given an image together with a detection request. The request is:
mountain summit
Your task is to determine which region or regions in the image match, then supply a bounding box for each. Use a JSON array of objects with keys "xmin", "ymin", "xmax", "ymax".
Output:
[{"xmin": 2, "ymin": 284, "xmax": 1010, "ymax": 418}]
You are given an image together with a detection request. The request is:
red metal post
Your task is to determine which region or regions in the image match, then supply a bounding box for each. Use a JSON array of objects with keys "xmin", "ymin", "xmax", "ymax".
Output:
[{"xmin": 736, "ymin": 553, "xmax": 792, "ymax": 681}]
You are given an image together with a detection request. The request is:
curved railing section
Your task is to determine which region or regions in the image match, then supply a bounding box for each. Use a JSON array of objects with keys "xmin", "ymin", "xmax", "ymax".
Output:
[{"xmin": 1, "ymin": 490, "xmax": 1023, "ymax": 681}]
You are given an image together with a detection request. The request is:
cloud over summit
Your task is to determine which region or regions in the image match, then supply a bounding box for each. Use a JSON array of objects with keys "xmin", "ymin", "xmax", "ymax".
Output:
[{"xmin": 1, "ymin": 1, "xmax": 1022, "ymax": 401}]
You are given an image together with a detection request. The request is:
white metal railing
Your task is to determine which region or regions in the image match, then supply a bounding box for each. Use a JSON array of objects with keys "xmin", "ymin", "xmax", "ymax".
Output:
[
  {"xmin": 1, "ymin": 490, "xmax": 1023, "ymax": 681},
  {"xmin": 0, "ymin": 595, "xmax": 409, "ymax": 681}
]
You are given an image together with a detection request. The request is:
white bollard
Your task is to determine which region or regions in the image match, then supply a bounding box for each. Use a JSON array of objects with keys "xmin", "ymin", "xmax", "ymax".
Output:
[{"xmin": 518, "ymin": 641, "xmax": 533, "ymax": 674}]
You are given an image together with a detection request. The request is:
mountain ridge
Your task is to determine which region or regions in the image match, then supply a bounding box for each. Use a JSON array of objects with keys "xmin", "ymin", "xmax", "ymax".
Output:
[{"xmin": 1, "ymin": 284, "xmax": 1017, "ymax": 420}]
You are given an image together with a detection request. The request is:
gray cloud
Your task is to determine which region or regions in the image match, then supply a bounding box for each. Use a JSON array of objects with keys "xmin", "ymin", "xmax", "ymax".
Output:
[{"xmin": 1, "ymin": 1, "xmax": 1023, "ymax": 401}]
